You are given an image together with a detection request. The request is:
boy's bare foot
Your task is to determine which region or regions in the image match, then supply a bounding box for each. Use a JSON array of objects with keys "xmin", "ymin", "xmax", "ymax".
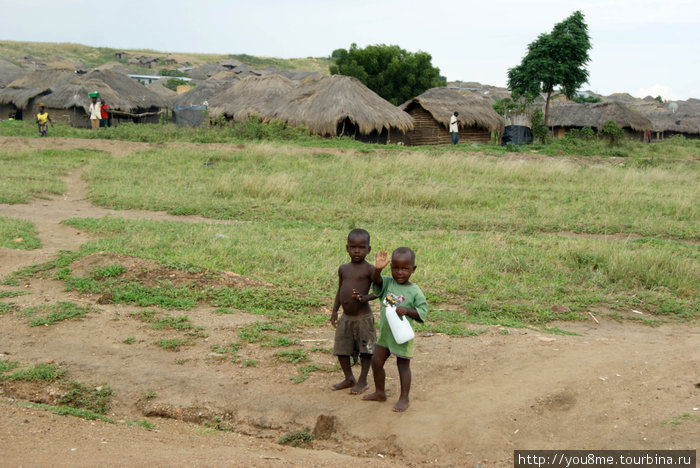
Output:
[
  {"xmin": 332, "ymin": 379, "xmax": 355, "ymax": 391},
  {"xmin": 349, "ymin": 382, "xmax": 369, "ymax": 395},
  {"xmin": 392, "ymin": 398, "xmax": 410, "ymax": 412},
  {"xmin": 362, "ymin": 391, "xmax": 387, "ymax": 402}
]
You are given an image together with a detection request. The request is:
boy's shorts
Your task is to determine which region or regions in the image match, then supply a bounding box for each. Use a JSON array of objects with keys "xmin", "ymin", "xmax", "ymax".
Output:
[{"xmin": 333, "ymin": 313, "xmax": 375, "ymax": 356}]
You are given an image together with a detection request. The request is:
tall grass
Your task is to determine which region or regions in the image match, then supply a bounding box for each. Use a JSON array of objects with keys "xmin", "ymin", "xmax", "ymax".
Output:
[
  {"xmin": 61, "ymin": 217, "xmax": 699, "ymax": 323},
  {"xmin": 81, "ymin": 145, "xmax": 700, "ymax": 239},
  {"xmin": 1, "ymin": 131, "xmax": 698, "ymax": 325},
  {"xmin": 0, "ymin": 148, "xmax": 107, "ymax": 203}
]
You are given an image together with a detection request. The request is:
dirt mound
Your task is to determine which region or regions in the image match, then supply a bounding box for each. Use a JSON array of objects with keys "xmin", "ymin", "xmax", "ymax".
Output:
[{"xmin": 69, "ymin": 252, "xmax": 270, "ymax": 290}]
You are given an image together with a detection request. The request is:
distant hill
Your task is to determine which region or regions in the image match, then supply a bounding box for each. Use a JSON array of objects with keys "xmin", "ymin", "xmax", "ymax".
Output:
[{"xmin": 0, "ymin": 40, "xmax": 332, "ymax": 75}]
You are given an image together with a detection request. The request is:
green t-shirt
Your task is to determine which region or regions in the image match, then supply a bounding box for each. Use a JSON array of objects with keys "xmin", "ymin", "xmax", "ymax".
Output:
[{"xmin": 372, "ymin": 276, "xmax": 428, "ymax": 358}]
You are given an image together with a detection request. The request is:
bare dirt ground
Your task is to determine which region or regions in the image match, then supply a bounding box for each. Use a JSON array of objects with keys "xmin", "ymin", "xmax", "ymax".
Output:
[{"xmin": 0, "ymin": 137, "xmax": 698, "ymax": 467}]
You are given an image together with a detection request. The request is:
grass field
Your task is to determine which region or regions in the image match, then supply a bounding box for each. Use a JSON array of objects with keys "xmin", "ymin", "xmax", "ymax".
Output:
[{"xmin": 1, "ymin": 129, "xmax": 698, "ymax": 331}]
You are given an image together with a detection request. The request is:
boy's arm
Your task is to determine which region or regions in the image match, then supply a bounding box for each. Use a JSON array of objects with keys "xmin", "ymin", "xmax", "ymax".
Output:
[
  {"xmin": 371, "ymin": 250, "xmax": 389, "ymax": 286},
  {"xmin": 330, "ymin": 268, "xmax": 342, "ymax": 328},
  {"xmin": 352, "ymin": 289, "xmax": 378, "ymax": 303},
  {"xmin": 396, "ymin": 290, "xmax": 428, "ymax": 323},
  {"xmin": 396, "ymin": 307, "xmax": 420, "ymax": 321}
]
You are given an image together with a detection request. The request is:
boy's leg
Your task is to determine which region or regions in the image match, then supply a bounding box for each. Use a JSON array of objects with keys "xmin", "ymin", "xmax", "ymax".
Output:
[
  {"xmin": 332, "ymin": 355, "xmax": 355, "ymax": 390},
  {"xmin": 350, "ymin": 353, "xmax": 372, "ymax": 394},
  {"xmin": 394, "ymin": 357, "xmax": 411, "ymax": 412},
  {"xmin": 362, "ymin": 346, "xmax": 390, "ymax": 402}
]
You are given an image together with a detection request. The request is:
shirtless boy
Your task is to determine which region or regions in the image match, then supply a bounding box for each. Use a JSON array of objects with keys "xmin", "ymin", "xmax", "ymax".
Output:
[{"xmin": 330, "ymin": 229, "xmax": 377, "ymax": 394}]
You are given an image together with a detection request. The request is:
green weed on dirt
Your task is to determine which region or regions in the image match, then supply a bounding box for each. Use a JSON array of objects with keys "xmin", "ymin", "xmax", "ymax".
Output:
[
  {"xmin": 20, "ymin": 301, "xmax": 98, "ymax": 326},
  {"xmin": 58, "ymin": 381, "xmax": 113, "ymax": 414},
  {"xmin": 0, "ymin": 217, "xmax": 41, "ymax": 250},
  {"xmin": 16, "ymin": 401, "xmax": 114, "ymax": 423},
  {"xmin": 2, "ymin": 363, "xmax": 67, "ymax": 381},
  {"xmin": 0, "ymin": 301, "xmax": 17, "ymax": 315},
  {"xmin": 278, "ymin": 427, "xmax": 313, "ymax": 448},
  {"xmin": 154, "ymin": 337, "xmax": 194, "ymax": 351}
]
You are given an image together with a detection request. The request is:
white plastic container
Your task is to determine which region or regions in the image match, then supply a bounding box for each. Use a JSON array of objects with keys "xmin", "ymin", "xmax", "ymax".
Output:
[{"xmin": 385, "ymin": 304, "xmax": 415, "ymax": 344}]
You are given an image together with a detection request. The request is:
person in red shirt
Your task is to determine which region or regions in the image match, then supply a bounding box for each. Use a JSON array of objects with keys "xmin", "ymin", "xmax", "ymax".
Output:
[{"xmin": 99, "ymin": 98, "xmax": 110, "ymax": 128}]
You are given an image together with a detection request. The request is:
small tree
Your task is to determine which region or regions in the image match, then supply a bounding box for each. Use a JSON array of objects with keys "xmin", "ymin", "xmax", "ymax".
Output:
[
  {"xmin": 330, "ymin": 43, "xmax": 445, "ymax": 105},
  {"xmin": 600, "ymin": 120, "xmax": 624, "ymax": 146},
  {"xmin": 507, "ymin": 11, "xmax": 592, "ymax": 125}
]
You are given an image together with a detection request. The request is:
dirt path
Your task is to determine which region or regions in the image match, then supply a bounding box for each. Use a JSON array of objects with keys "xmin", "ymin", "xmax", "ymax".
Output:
[{"xmin": 1, "ymin": 137, "xmax": 698, "ymax": 467}]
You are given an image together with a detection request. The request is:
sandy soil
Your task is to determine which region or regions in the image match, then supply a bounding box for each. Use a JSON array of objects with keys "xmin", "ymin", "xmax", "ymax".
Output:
[{"xmin": 0, "ymin": 137, "xmax": 698, "ymax": 467}]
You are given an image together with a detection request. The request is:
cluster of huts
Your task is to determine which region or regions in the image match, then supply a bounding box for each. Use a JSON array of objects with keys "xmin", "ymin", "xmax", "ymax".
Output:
[{"xmin": 1, "ymin": 55, "xmax": 698, "ymax": 144}]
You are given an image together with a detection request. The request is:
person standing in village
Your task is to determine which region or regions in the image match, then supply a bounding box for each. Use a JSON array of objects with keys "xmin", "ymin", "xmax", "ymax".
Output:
[
  {"xmin": 330, "ymin": 228, "xmax": 377, "ymax": 395},
  {"xmin": 99, "ymin": 98, "xmax": 110, "ymax": 128},
  {"xmin": 362, "ymin": 247, "xmax": 428, "ymax": 412},
  {"xmin": 449, "ymin": 111, "xmax": 460, "ymax": 144},
  {"xmin": 35, "ymin": 103, "xmax": 53, "ymax": 137},
  {"xmin": 88, "ymin": 95, "xmax": 101, "ymax": 130}
]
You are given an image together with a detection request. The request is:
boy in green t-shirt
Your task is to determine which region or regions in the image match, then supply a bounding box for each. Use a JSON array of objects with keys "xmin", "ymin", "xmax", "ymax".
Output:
[{"xmin": 361, "ymin": 247, "xmax": 428, "ymax": 412}]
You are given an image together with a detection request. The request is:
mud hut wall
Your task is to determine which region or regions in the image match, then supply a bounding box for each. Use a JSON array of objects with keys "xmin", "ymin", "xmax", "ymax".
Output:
[
  {"xmin": 404, "ymin": 106, "xmax": 490, "ymax": 145},
  {"xmin": 44, "ymin": 107, "xmax": 73, "ymax": 126},
  {"xmin": 71, "ymin": 108, "xmax": 90, "ymax": 128},
  {"xmin": 0, "ymin": 103, "xmax": 17, "ymax": 119},
  {"xmin": 405, "ymin": 106, "xmax": 440, "ymax": 145},
  {"xmin": 458, "ymin": 126, "xmax": 491, "ymax": 144}
]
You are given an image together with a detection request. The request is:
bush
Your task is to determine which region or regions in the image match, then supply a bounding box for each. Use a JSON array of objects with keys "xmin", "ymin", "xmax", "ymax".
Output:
[
  {"xmin": 566, "ymin": 126, "xmax": 595, "ymax": 141},
  {"xmin": 600, "ymin": 120, "xmax": 624, "ymax": 147},
  {"xmin": 163, "ymin": 78, "xmax": 193, "ymax": 91},
  {"xmin": 531, "ymin": 108, "xmax": 549, "ymax": 143}
]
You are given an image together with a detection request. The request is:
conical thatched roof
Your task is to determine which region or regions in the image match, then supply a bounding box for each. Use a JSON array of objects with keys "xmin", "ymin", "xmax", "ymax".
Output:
[
  {"xmin": 0, "ymin": 67, "xmax": 76, "ymax": 107},
  {"xmin": 548, "ymin": 101, "xmax": 652, "ymax": 131},
  {"xmin": 637, "ymin": 100, "xmax": 700, "ymax": 134},
  {"xmin": 272, "ymin": 74, "xmax": 415, "ymax": 136},
  {"xmin": 3, "ymin": 66, "xmax": 75, "ymax": 89},
  {"xmin": 189, "ymin": 63, "xmax": 225, "ymax": 80},
  {"xmin": 207, "ymin": 70, "xmax": 240, "ymax": 83},
  {"xmin": 400, "ymin": 87, "xmax": 503, "ymax": 132},
  {"xmin": 96, "ymin": 61, "xmax": 137, "ymax": 75},
  {"xmin": 82, "ymin": 69, "xmax": 168, "ymax": 108},
  {"xmin": 174, "ymin": 80, "xmax": 229, "ymax": 107},
  {"xmin": 208, "ymin": 74, "xmax": 296, "ymax": 120},
  {"xmin": 42, "ymin": 69, "xmax": 168, "ymax": 112},
  {"xmin": 0, "ymin": 58, "xmax": 24, "ymax": 88},
  {"xmin": 146, "ymin": 77, "xmax": 178, "ymax": 101}
]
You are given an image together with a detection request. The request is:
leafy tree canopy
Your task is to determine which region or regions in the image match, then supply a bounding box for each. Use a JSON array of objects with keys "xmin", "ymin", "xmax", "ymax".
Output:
[
  {"xmin": 330, "ymin": 43, "xmax": 446, "ymax": 105},
  {"xmin": 507, "ymin": 11, "xmax": 592, "ymax": 123}
]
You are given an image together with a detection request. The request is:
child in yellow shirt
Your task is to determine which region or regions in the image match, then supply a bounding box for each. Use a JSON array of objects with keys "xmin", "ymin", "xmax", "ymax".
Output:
[{"xmin": 36, "ymin": 103, "xmax": 53, "ymax": 137}]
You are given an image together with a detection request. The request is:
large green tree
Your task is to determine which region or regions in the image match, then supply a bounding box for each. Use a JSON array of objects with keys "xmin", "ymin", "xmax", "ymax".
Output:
[
  {"xmin": 330, "ymin": 43, "xmax": 446, "ymax": 105},
  {"xmin": 507, "ymin": 11, "xmax": 592, "ymax": 124}
]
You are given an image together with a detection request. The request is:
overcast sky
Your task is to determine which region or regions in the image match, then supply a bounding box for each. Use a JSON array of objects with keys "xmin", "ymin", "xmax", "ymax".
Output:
[{"xmin": 1, "ymin": 0, "xmax": 698, "ymax": 100}]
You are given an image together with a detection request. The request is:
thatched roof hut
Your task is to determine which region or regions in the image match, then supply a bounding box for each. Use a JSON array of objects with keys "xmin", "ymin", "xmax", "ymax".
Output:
[
  {"xmin": 207, "ymin": 71, "xmax": 241, "ymax": 83},
  {"xmin": 208, "ymin": 74, "xmax": 296, "ymax": 121},
  {"xmin": 96, "ymin": 61, "xmax": 137, "ymax": 76},
  {"xmin": 0, "ymin": 58, "xmax": 24, "ymax": 88},
  {"xmin": 189, "ymin": 63, "xmax": 226, "ymax": 81},
  {"xmin": 399, "ymin": 87, "xmax": 502, "ymax": 145},
  {"xmin": 173, "ymin": 80, "xmax": 229, "ymax": 108},
  {"xmin": 269, "ymin": 74, "xmax": 414, "ymax": 142},
  {"xmin": 146, "ymin": 78, "xmax": 178, "ymax": 103},
  {"xmin": 0, "ymin": 67, "xmax": 76, "ymax": 120},
  {"xmin": 548, "ymin": 101, "xmax": 652, "ymax": 139},
  {"xmin": 637, "ymin": 100, "xmax": 700, "ymax": 139},
  {"xmin": 41, "ymin": 69, "xmax": 168, "ymax": 127}
]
